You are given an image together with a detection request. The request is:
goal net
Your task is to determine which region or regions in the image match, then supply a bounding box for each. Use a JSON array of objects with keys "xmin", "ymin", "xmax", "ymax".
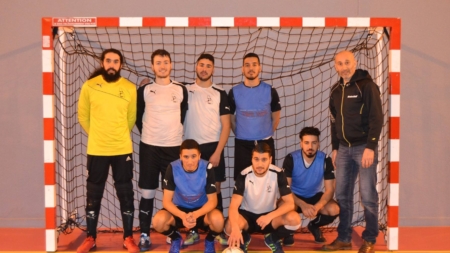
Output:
[{"xmin": 53, "ymin": 24, "xmax": 390, "ymax": 238}]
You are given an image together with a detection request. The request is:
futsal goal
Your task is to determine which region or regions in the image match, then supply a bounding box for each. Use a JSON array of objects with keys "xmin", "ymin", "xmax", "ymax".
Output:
[{"xmin": 42, "ymin": 17, "xmax": 401, "ymax": 252}]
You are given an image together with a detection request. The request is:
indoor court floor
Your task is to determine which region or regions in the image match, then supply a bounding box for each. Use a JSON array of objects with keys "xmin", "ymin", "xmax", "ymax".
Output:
[{"xmin": 0, "ymin": 226, "xmax": 449, "ymax": 252}]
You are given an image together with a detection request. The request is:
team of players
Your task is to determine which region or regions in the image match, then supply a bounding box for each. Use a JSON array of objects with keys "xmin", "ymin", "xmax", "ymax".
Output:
[{"xmin": 77, "ymin": 48, "xmax": 381, "ymax": 253}]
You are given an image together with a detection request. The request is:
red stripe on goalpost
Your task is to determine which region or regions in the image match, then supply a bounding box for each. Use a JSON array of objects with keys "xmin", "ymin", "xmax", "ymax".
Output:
[
  {"xmin": 234, "ymin": 17, "xmax": 257, "ymax": 26},
  {"xmin": 279, "ymin": 17, "xmax": 302, "ymax": 27},
  {"xmin": 389, "ymin": 162, "xmax": 400, "ymax": 184},
  {"xmin": 371, "ymin": 18, "xmax": 401, "ymax": 49},
  {"xmin": 390, "ymin": 72, "xmax": 400, "ymax": 95},
  {"xmin": 390, "ymin": 117, "xmax": 400, "ymax": 139},
  {"xmin": 97, "ymin": 17, "xmax": 120, "ymax": 27},
  {"xmin": 45, "ymin": 208, "xmax": 56, "ymax": 229},
  {"xmin": 43, "ymin": 73, "xmax": 53, "ymax": 95},
  {"xmin": 43, "ymin": 118, "xmax": 54, "ymax": 140},
  {"xmin": 387, "ymin": 205, "xmax": 399, "ymax": 227},
  {"xmin": 325, "ymin": 17, "xmax": 347, "ymax": 27},
  {"xmin": 44, "ymin": 163, "xmax": 56, "ymax": 185},
  {"xmin": 189, "ymin": 17, "xmax": 212, "ymax": 27},
  {"xmin": 142, "ymin": 17, "xmax": 165, "ymax": 27}
]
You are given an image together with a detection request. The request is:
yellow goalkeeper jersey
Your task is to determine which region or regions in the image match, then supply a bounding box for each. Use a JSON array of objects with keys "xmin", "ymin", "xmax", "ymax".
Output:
[{"xmin": 78, "ymin": 75, "xmax": 137, "ymax": 155}]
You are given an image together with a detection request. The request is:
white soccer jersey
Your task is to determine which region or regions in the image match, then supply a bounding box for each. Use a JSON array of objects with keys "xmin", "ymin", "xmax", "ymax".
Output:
[
  {"xmin": 137, "ymin": 80, "xmax": 188, "ymax": 147},
  {"xmin": 183, "ymin": 83, "xmax": 230, "ymax": 144},
  {"xmin": 233, "ymin": 164, "xmax": 291, "ymax": 214}
]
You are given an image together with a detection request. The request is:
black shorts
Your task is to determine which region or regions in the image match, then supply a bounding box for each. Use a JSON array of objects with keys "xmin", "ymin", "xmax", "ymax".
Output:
[
  {"xmin": 164, "ymin": 206, "xmax": 209, "ymax": 231},
  {"xmin": 199, "ymin": 141, "xmax": 226, "ymax": 183},
  {"xmin": 139, "ymin": 142, "xmax": 179, "ymax": 190},
  {"xmin": 294, "ymin": 192, "xmax": 324, "ymax": 213},
  {"xmin": 86, "ymin": 154, "xmax": 134, "ymax": 185},
  {"xmin": 238, "ymin": 209, "xmax": 276, "ymax": 234},
  {"xmin": 234, "ymin": 137, "xmax": 276, "ymax": 179}
]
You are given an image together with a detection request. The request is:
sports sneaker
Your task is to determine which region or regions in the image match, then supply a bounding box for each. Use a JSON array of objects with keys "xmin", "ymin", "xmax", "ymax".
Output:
[
  {"xmin": 307, "ymin": 222, "xmax": 326, "ymax": 243},
  {"xmin": 215, "ymin": 232, "xmax": 228, "ymax": 246},
  {"xmin": 204, "ymin": 239, "xmax": 216, "ymax": 253},
  {"xmin": 322, "ymin": 239, "xmax": 352, "ymax": 251},
  {"xmin": 77, "ymin": 236, "xmax": 96, "ymax": 253},
  {"xmin": 239, "ymin": 233, "xmax": 251, "ymax": 253},
  {"xmin": 138, "ymin": 233, "xmax": 151, "ymax": 251},
  {"xmin": 264, "ymin": 233, "xmax": 284, "ymax": 253},
  {"xmin": 358, "ymin": 240, "xmax": 375, "ymax": 253},
  {"xmin": 282, "ymin": 234, "xmax": 294, "ymax": 246},
  {"xmin": 169, "ymin": 232, "xmax": 184, "ymax": 253},
  {"xmin": 183, "ymin": 230, "xmax": 200, "ymax": 245},
  {"xmin": 123, "ymin": 236, "xmax": 140, "ymax": 253}
]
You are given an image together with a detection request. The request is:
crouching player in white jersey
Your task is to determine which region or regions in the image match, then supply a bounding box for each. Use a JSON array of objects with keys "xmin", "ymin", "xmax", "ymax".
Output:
[
  {"xmin": 152, "ymin": 139, "xmax": 224, "ymax": 253},
  {"xmin": 225, "ymin": 143, "xmax": 301, "ymax": 253}
]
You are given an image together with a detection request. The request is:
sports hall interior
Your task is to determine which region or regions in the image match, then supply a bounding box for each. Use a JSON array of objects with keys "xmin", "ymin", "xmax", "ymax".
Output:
[{"xmin": 1, "ymin": 0, "xmax": 449, "ymax": 252}]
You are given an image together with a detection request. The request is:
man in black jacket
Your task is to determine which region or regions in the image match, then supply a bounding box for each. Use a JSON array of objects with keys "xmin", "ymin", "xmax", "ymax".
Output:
[{"xmin": 323, "ymin": 51, "xmax": 382, "ymax": 253}]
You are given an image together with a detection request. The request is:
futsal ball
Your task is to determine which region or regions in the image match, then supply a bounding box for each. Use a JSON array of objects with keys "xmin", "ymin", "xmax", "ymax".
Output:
[{"xmin": 222, "ymin": 247, "xmax": 244, "ymax": 253}]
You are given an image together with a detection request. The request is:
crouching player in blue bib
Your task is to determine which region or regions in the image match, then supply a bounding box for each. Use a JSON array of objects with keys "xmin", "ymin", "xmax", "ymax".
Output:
[{"xmin": 152, "ymin": 139, "xmax": 224, "ymax": 253}]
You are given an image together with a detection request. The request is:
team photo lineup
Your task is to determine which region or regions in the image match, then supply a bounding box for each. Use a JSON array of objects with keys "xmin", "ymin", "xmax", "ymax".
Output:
[{"xmin": 76, "ymin": 46, "xmax": 382, "ymax": 253}]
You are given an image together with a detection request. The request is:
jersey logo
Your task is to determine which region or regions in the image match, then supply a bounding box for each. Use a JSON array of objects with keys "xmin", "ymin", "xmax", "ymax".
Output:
[
  {"xmin": 225, "ymin": 106, "xmax": 230, "ymax": 111},
  {"xmin": 234, "ymin": 186, "xmax": 237, "ymax": 190},
  {"xmin": 207, "ymin": 95, "xmax": 212, "ymax": 104},
  {"xmin": 163, "ymin": 179, "xmax": 168, "ymax": 185},
  {"xmin": 172, "ymin": 93, "xmax": 178, "ymax": 103},
  {"xmin": 189, "ymin": 90, "xmax": 195, "ymax": 94},
  {"xmin": 249, "ymin": 180, "xmax": 254, "ymax": 185},
  {"xmin": 140, "ymin": 210, "xmax": 149, "ymax": 215},
  {"xmin": 119, "ymin": 88, "xmax": 124, "ymax": 98},
  {"xmin": 347, "ymin": 95, "xmax": 358, "ymax": 98},
  {"xmin": 211, "ymin": 184, "xmax": 216, "ymax": 188},
  {"xmin": 126, "ymin": 156, "xmax": 131, "ymax": 161},
  {"xmin": 96, "ymin": 83, "xmax": 102, "ymax": 88},
  {"xmin": 150, "ymin": 90, "xmax": 156, "ymax": 94},
  {"xmin": 267, "ymin": 185, "xmax": 272, "ymax": 193}
]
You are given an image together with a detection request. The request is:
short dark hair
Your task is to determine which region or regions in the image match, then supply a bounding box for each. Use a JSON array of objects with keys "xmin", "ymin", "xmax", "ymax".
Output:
[
  {"xmin": 243, "ymin": 52, "xmax": 260, "ymax": 65},
  {"xmin": 101, "ymin": 48, "xmax": 124, "ymax": 65},
  {"xmin": 151, "ymin": 49, "xmax": 171, "ymax": 64},
  {"xmin": 197, "ymin": 53, "xmax": 214, "ymax": 65},
  {"xmin": 299, "ymin": 127, "xmax": 321, "ymax": 140},
  {"xmin": 252, "ymin": 142, "xmax": 272, "ymax": 156},
  {"xmin": 180, "ymin": 139, "xmax": 200, "ymax": 154}
]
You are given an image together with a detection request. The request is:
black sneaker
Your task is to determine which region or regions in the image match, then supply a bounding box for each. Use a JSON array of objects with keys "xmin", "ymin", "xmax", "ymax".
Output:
[
  {"xmin": 264, "ymin": 233, "xmax": 284, "ymax": 253},
  {"xmin": 282, "ymin": 234, "xmax": 294, "ymax": 246},
  {"xmin": 307, "ymin": 222, "xmax": 326, "ymax": 243}
]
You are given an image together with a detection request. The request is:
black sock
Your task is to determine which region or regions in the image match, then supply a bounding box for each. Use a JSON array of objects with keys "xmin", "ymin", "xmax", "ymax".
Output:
[
  {"xmin": 311, "ymin": 214, "xmax": 338, "ymax": 227},
  {"xmin": 139, "ymin": 197, "xmax": 154, "ymax": 235},
  {"xmin": 216, "ymin": 192, "xmax": 223, "ymax": 212},
  {"xmin": 161, "ymin": 226, "xmax": 180, "ymax": 240},
  {"xmin": 275, "ymin": 225, "xmax": 295, "ymax": 240},
  {"xmin": 242, "ymin": 230, "xmax": 250, "ymax": 242},
  {"xmin": 206, "ymin": 230, "xmax": 219, "ymax": 241}
]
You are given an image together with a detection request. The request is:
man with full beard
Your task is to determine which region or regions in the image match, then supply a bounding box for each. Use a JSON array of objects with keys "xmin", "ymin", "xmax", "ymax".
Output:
[
  {"xmin": 135, "ymin": 49, "xmax": 188, "ymax": 251},
  {"xmin": 179, "ymin": 53, "xmax": 231, "ymax": 246},
  {"xmin": 281, "ymin": 127, "xmax": 339, "ymax": 246},
  {"xmin": 77, "ymin": 48, "xmax": 139, "ymax": 253},
  {"xmin": 228, "ymin": 53, "xmax": 281, "ymax": 180}
]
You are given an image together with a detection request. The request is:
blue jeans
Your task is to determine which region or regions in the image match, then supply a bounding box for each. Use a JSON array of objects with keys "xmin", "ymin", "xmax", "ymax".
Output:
[{"xmin": 335, "ymin": 144, "xmax": 379, "ymax": 243}]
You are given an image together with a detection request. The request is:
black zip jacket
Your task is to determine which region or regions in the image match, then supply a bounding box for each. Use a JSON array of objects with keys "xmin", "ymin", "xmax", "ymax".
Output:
[{"xmin": 329, "ymin": 69, "xmax": 383, "ymax": 151}]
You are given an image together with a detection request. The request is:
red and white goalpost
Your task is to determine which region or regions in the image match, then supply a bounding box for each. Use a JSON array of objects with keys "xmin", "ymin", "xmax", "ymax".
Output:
[{"xmin": 42, "ymin": 16, "xmax": 400, "ymax": 252}]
